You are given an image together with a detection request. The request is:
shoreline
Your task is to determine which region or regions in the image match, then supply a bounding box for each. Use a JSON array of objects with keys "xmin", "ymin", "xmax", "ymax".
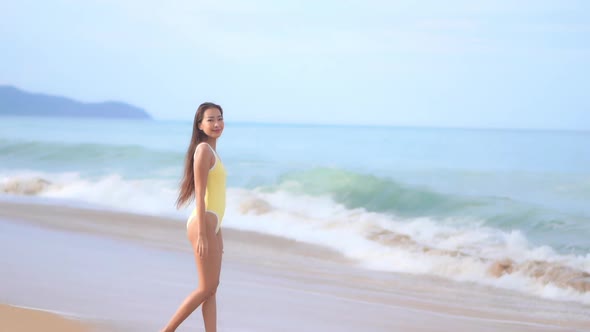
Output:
[
  {"xmin": 1, "ymin": 200, "xmax": 589, "ymax": 331},
  {"xmin": 0, "ymin": 304, "xmax": 93, "ymax": 332}
]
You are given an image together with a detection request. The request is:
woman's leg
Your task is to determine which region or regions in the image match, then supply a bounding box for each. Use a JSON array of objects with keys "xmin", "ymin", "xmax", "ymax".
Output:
[
  {"xmin": 202, "ymin": 229, "xmax": 223, "ymax": 331},
  {"xmin": 161, "ymin": 213, "xmax": 221, "ymax": 332}
]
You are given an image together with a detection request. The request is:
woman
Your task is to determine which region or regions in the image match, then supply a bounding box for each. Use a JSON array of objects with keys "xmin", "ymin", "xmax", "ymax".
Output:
[{"xmin": 162, "ymin": 102, "xmax": 226, "ymax": 332}]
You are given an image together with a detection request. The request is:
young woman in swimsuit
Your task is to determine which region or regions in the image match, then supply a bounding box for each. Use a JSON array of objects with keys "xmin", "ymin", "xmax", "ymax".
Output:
[{"xmin": 161, "ymin": 102, "xmax": 226, "ymax": 332}]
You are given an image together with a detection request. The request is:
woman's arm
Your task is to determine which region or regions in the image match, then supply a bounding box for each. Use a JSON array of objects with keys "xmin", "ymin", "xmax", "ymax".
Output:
[
  {"xmin": 218, "ymin": 229, "xmax": 224, "ymax": 254},
  {"xmin": 193, "ymin": 144, "xmax": 213, "ymax": 257}
]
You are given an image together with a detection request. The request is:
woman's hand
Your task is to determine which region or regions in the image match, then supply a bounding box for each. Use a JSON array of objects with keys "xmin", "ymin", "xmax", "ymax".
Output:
[{"xmin": 197, "ymin": 234, "xmax": 208, "ymax": 258}]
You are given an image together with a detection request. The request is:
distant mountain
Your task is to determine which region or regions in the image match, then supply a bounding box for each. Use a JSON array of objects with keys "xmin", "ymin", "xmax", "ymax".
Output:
[{"xmin": 0, "ymin": 85, "xmax": 152, "ymax": 119}]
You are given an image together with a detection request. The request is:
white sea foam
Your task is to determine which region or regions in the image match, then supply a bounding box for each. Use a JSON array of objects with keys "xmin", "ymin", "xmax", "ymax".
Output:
[
  {"xmin": 1, "ymin": 171, "xmax": 590, "ymax": 304},
  {"xmin": 0, "ymin": 171, "xmax": 181, "ymax": 217},
  {"xmin": 225, "ymin": 188, "xmax": 590, "ymax": 304}
]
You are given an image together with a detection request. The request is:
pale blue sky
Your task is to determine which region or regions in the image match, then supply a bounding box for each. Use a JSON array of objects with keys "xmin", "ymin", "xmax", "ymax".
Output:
[{"xmin": 1, "ymin": 0, "xmax": 589, "ymax": 129}]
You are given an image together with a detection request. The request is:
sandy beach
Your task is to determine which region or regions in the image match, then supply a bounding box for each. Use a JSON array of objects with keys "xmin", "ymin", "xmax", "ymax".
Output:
[
  {"xmin": 0, "ymin": 304, "xmax": 91, "ymax": 332},
  {"xmin": 1, "ymin": 200, "xmax": 589, "ymax": 332}
]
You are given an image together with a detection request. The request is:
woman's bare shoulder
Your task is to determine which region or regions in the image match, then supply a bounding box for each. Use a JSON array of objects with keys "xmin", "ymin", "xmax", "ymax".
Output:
[{"xmin": 193, "ymin": 143, "xmax": 214, "ymax": 167}]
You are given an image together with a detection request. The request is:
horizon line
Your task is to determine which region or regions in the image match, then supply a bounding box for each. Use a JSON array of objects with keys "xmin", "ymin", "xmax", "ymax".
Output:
[{"xmin": 156, "ymin": 118, "xmax": 590, "ymax": 134}]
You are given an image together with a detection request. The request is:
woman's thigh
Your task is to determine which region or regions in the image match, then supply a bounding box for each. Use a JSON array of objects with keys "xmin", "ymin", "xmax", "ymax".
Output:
[{"xmin": 188, "ymin": 213, "xmax": 222, "ymax": 288}]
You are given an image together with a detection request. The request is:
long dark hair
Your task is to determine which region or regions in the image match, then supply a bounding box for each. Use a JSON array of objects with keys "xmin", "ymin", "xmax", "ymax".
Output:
[{"xmin": 176, "ymin": 102, "xmax": 223, "ymax": 208}]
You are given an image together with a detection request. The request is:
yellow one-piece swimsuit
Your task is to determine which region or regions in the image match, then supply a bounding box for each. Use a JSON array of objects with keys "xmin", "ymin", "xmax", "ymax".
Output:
[{"xmin": 186, "ymin": 143, "xmax": 226, "ymax": 233}]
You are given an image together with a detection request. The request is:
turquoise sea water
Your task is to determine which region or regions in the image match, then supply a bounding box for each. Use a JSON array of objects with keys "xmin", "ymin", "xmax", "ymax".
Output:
[{"xmin": 1, "ymin": 116, "xmax": 589, "ymax": 303}]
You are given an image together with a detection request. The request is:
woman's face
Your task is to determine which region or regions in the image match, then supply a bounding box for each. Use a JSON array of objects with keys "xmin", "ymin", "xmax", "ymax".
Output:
[{"xmin": 199, "ymin": 108, "xmax": 224, "ymax": 139}]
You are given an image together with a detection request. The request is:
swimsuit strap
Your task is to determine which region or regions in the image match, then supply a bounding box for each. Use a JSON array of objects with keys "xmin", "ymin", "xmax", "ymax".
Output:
[{"xmin": 195, "ymin": 142, "xmax": 218, "ymax": 170}]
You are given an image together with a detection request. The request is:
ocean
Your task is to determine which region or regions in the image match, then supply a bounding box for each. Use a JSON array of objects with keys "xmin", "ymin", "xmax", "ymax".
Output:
[{"xmin": 1, "ymin": 116, "xmax": 589, "ymax": 304}]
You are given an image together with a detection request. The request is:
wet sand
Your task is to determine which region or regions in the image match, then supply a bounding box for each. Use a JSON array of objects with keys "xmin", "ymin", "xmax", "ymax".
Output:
[{"xmin": 1, "ymin": 201, "xmax": 589, "ymax": 331}]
